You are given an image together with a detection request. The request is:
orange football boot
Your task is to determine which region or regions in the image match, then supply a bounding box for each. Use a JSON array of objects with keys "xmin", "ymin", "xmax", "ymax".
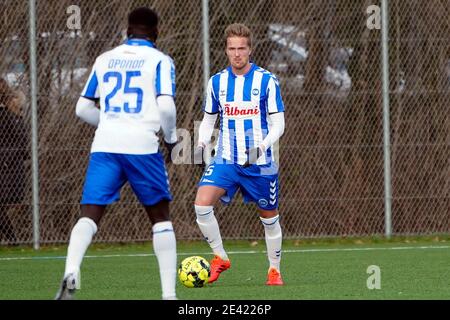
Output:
[
  {"xmin": 208, "ymin": 255, "xmax": 231, "ymax": 283},
  {"xmin": 266, "ymin": 267, "xmax": 284, "ymax": 285}
]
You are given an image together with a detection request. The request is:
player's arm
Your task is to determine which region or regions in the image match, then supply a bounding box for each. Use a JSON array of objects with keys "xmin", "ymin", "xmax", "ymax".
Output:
[
  {"xmin": 76, "ymin": 97, "xmax": 100, "ymax": 127},
  {"xmin": 260, "ymin": 75, "xmax": 285, "ymax": 152},
  {"xmin": 194, "ymin": 78, "xmax": 219, "ymax": 165},
  {"xmin": 260, "ymin": 111, "xmax": 285, "ymax": 151},
  {"xmin": 245, "ymin": 76, "xmax": 285, "ymax": 165},
  {"xmin": 261, "ymin": 75, "xmax": 285, "ymax": 151},
  {"xmin": 198, "ymin": 77, "xmax": 219, "ymax": 147},
  {"xmin": 198, "ymin": 112, "xmax": 218, "ymax": 148},
  {"xmin": 77, "ymin": 62, "xmax": 100, "ymax": 126},
  {"xmin": 194, "ymin": 112, "xmax": 217, "ymax": 166},
  {"xmin": 156, "ymin": 56, "xmax": 178, "ymax": 161},
  {"xmin": 157, "ymin": 95, "xmax": 177, "ymax": 144}
]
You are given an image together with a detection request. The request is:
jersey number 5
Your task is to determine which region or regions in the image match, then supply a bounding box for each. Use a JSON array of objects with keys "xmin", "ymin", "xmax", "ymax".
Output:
[
  {"xmin": 204, "ymin": 165, "xmax": 215, "ymax": 177},
  {"xmin": 104, "ymin": 71, "xmax": 143, "ymax": 113}
]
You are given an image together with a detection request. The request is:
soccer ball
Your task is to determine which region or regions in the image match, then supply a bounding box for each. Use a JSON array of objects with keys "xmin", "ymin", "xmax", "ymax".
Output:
[{"xmin": 178, "ymin": 256, "xmax": 210, "ymax": 288}]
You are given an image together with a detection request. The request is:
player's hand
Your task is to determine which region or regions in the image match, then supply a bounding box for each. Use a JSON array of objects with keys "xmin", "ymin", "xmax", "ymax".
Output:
[
  {"xmin": 243, "ymin": 146, "xmax": 264, "ymax": 167},
  {"xmin": 164, "ymin": 140, "xmax": 177, "ymax": 164}
]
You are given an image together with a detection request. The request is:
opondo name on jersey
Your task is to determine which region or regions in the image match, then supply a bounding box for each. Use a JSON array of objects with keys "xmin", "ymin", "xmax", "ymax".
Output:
[
  {"xmin": 203, "ymin": 63, "xmax": 284, "ymax": 165},
  {"xmin": 81, "ymin": 38, "xmax": 175, "ymax": 154}
]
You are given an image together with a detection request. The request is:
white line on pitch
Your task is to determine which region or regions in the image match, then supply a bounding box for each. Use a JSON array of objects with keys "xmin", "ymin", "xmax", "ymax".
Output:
[{"xmin": 0, "ymin": 245, "xmax": 449, "ymax": 261}]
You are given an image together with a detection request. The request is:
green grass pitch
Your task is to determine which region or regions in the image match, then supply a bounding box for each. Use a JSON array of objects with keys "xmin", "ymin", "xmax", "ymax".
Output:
[{"xmin": 0, "ymin": 237, "xmax": 449, "ymax": 300}]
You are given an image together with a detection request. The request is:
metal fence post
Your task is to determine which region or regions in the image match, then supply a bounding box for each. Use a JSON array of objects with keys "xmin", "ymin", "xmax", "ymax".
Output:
[
  {"xmin": 381, "ymin": 0, "xmax": 392, "ymax": 238},
  {"xmin": 28, "ymin": 0, "xmax": 40, "ymax": 249},
  {"xmin": 202, "ymin": 0, "xmax": 210, "ymax": 94}
]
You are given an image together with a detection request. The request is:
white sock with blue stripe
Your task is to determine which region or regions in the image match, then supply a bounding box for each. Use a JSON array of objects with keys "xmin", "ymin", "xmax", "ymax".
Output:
[
  {"xmin": 195, "ymin": 205, "xmax": 229, "ymax": 261},
  {"xmin": 64, "ymin": 217, "xmax": 98, "ymax": 289},
  {"xmin": 152, "ymin": 221, "xmax": 177, "ymax": 300},
  {"xmin": 260, "ymin": 215, "xmax": 282, "ymax": 272}
]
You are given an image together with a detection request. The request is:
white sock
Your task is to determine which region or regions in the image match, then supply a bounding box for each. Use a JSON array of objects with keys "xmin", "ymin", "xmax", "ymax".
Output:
[
  {"xmin": 195, "ymin": 205, "xmax": 228, "ymax": 261},
  {"xmin": 64, "ymin": 217, "xmax": 97, "ymax": 288},
  {"xmin": 153, "ymin": 221, "xmax": 177, "ymax": 300},
  {"xmin": 260, "ymin": 215, "xmax": 282, "ymax": 272}
]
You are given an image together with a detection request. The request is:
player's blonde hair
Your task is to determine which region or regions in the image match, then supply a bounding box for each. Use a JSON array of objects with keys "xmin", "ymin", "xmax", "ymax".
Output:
[{"xmin": 224, "ymin": 23, "xmax": 252, "ymax": 48}]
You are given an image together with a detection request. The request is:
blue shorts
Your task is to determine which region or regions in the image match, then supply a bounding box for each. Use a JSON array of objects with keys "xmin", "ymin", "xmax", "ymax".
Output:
[
  {"xmin": 198, "ymin": 159, "xmax": 279, "ymax": 210},
  {"xmin": 81, "ymin": 152, "xmax": 172, "ymax": 206}
]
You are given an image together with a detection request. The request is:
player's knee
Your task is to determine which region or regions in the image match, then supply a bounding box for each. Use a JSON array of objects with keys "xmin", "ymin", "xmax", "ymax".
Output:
[
  {"xmin": 144, "ymin": 201, "xmax": 170, "ymax": 224},
  {"xmin": 259, "ymin": 209, "xmax": 278, "ymax": 219},
  {"xmin": 195, "ymin": 205, "xmax": 214, "ymax": 222},
  {"xmin": 149, "ymin": 215, "xmax": 170, "ymax": 225},
  {"xmin": 194, "ymin": 194, "xmax": 214, "ymax": 206},
  {"xmin": 80, "ymin": 204, "xmax": 106, "ymax": 226},
  {"xmin": 195, "ymin": 186, "xmax": 223, "ymax": 206}
]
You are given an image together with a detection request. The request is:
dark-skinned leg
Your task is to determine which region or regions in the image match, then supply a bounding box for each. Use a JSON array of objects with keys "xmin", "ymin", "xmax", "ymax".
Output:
[
  {"xmin": 79, "ymin": 204, "xmax": 106, "ymax": 226},
  {"xmin": 144, "ymin": 200, "xmax": 170, "ymax": 225}
]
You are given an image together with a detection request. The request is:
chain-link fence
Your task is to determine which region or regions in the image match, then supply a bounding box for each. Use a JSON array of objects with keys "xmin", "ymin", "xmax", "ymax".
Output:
[{"xmin": 0, "ymin": 0, "xmax": 449, "ymax": 245}]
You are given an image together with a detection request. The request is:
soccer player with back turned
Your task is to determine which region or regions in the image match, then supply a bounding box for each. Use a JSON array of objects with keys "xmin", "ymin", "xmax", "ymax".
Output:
[
  {"xmin": 194, "ymin": 23, "xmax": 286, "ymax": 285},
  {"xmin": 55, "ymin": 7, "xmax": 178, "ymax": 300}
]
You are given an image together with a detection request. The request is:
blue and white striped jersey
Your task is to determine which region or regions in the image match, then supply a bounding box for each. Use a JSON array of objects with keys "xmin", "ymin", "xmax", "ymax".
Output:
[
  {"xmin": 81, "ymin": 38, "xmax": 175, "ymax": 154},
  {"xmin": 203, "ymin": 63, "xmax": 284, "ymax": 165}
]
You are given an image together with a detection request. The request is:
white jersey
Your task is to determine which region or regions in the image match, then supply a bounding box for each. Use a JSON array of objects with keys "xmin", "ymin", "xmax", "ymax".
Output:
[
  {"xmin": 81, "ymin": 38, "xmax": 175, "ymax": 154},
  {"xmin": 203, "ymin": 63, "xmax": 284, "ymax": 165}
]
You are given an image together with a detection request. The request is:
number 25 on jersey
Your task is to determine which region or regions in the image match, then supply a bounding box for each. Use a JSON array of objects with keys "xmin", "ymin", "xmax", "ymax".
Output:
[{"xmin": 104, "ymin": 71, "xmax": 143, "ymax": 114}]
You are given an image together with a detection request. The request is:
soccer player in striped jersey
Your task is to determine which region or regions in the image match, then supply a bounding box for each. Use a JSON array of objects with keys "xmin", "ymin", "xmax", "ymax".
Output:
[
  {"xmin": 55, "ymin": 7, "xmax": 178, "ymax": 300},
  {"xmin": 194, "ymin": 23, "xmax": 285, "ymax": 285}
]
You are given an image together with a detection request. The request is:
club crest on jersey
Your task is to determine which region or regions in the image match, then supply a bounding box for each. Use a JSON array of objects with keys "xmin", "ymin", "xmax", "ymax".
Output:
[
  {"xmin": 224, "ymin": 103, "xmax": 259, "ymax": 116},
  {"xmin": 258, "ymin": 199, "xmax": 268, "ymax": 207}
]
